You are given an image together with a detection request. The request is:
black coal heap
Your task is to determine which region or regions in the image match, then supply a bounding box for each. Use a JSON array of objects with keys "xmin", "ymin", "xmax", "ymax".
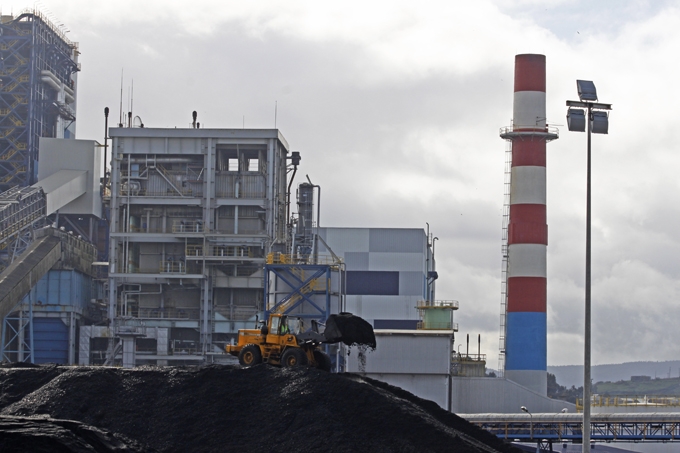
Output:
[{"xmin": 0, "ymin": 364, "xmax": 519, "ymax": 453}]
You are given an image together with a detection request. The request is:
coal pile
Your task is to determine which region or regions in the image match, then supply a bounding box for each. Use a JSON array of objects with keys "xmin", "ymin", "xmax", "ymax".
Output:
[
  {"xmin": 0, "ymin": 364, "xmax": 520, "ymax": 453},
  {"xmin": 0, "ymin": 415, "xmax": 149, "ymax": 453}
]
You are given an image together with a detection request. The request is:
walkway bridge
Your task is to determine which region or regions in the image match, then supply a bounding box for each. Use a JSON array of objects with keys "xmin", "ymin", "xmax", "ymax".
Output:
[{"xmin": 461, "ymin": 413, "xmax": 680, "ymax": 443}]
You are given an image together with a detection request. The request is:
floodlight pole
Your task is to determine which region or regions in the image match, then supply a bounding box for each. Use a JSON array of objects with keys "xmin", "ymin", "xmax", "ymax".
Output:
[
  {"xmin": 584, "ymin": 101, "xmax": 592, "ymax": 453},
  {"xmin": 566, "ymin": 95, "xmax": 611, "ymax": 453}
]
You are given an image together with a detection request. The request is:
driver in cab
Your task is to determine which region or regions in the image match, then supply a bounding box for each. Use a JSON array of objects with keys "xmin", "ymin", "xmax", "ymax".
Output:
[{"xmin": 280, "ymin": 317, "xmax": 290, "ymax": 335}]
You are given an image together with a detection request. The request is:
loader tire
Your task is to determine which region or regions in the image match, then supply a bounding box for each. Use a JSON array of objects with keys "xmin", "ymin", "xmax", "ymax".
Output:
[
  {"xmin": 313, "ymin": 350, "xmax": 332, "ymax": 372},
  {"xmin": 238, "ymin": 344, "xmax": 262, "ymax": 367},
  {"xmin": 281, "ymin": 348, "xmax": 308, "ymax": 367}
]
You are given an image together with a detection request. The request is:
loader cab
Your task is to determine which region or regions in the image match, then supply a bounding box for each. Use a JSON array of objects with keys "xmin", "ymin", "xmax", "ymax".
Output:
[
  {"xmin": 269, "ymin": 315, "xmax": 282, "ymax": 335},
  {"xmin": 268, "ymin": 314, "xmax": 303, "ymax": 336},
  {"xmin": 287, "ymin": 318, "xmax": 303, "ymax": 335}
]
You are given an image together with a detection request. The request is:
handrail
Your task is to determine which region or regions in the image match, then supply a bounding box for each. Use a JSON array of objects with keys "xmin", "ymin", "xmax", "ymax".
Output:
[{"xmin": 499, "ymin": 124, "xmax": 559, "ymax": 138}]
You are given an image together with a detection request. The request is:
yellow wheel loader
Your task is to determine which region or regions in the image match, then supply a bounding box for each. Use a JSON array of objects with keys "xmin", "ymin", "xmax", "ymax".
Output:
[{"xmin": 225, "ymin": 312, "xmax": 375, "ymax": 371}]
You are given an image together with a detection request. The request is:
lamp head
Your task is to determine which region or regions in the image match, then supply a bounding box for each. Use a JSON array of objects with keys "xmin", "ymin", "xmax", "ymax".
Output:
[{"xmin": 577, "ymin": 80, "xmax": 598, "ymax": 101}]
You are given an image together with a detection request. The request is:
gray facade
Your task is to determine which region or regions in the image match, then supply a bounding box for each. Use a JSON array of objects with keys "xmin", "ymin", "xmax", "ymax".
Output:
[{"xmin": 319, "ymin": 227, "xmax": 434, "ymax": 322}]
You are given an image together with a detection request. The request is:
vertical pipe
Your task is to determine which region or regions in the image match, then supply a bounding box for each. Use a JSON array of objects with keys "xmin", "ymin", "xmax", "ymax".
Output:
[
  {"xmin": 104, "ymin": 107, "xmax": 109, "ymax": 192},
  {"xmin": 28, "ymin": 276, "xmax": 33, "ymax": 363},
  {"xmin": 69, "ymin": 311, "xmax": 75, "ymax": 365},
  {"xmin": 18, "ymin": 309, "xmax": 24, "ymax": 361}
]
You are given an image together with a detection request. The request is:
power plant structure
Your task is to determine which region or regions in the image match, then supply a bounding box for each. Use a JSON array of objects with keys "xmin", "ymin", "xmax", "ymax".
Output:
[
  {"xmin": 100, "ymin": 127, "xmax": 306, "ymax": 364},
  {"xmin": 499, "ymin": 54, "xmax": 558, "ymax": 396},
  {"xmin": 0, "ymin": 16, "xmax": 578, "ymax": 415},
  {"xmin": 0, "ymin": 10, "xmax": 80, "ymax": 191}
]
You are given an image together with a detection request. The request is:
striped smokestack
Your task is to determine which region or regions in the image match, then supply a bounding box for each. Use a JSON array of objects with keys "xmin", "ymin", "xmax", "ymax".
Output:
[{"xmin": 500, "ymin": 54, "xmax": 557, "ymax": 396}]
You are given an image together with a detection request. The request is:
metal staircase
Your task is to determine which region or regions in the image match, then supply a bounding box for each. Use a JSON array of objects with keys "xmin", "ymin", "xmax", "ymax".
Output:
[{"xmin": 497, "ymin": 140, "xmax": 512, "ymax": 377}]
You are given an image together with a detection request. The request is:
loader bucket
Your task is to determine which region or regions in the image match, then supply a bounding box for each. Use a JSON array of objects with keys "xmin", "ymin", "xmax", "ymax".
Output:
[{"xmin": 324, "ymin": 313, "xmax": 377, "ymax": 349}]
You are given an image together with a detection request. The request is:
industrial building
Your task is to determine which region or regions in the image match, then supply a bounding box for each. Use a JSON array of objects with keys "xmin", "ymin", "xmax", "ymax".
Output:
[
  {"xmin": 0, "ymin": 118, "xmax": 579, "ymax": 414},
  {"xmin": 96, "ymin": 127, "xmax": 294, "ymax": 364},
  {"xmin": 0, "ymin": 137, "xmax": 103, "ymax": 364},
  {"xmin": 0, "ymin": 32, "xmax": 585, "ymax": 416},
  {"xmin": 0, "ymin": 10, "xmax": 79, "ymax": 191},
  {"xmin": 95, "ymin": 128, "xmax": 443, "ymax": 368}
]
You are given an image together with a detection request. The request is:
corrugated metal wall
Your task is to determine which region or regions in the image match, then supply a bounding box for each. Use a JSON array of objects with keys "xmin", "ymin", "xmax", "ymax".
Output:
[
  {"xmin": 345, "ymin": 332, "xmax": 453, "ymax": 409},
  {"xmin": 33, "ymin": 318, "xmax": 68, "ymax": 364},
  {"xmin": 32, "ymin": 269, "xmax": 94, "ymax": 310}
]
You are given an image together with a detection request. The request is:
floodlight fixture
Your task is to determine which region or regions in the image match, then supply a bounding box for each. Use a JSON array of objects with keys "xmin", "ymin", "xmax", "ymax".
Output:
[
  {"xmin": 567, "ymin": 108, "xmax": 586, "ymax": 132},
  {"xmin": 577, "ymin": 80, "xmax": 598, "ymax": 101},
  {"xmin": 591, "ymin": 111, "xmax": 609, "ymax": 134}
]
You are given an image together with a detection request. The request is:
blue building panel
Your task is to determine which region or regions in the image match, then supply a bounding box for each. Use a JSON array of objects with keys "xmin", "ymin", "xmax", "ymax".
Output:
[
  {"xmin": 505, "ymin": 312, "xmax": 547, "ymax": 370},
  {"xmin": 33, "ymin": 318, "xmax": 69, "ymax": 364},
  {"xmin": 31, "ymin": 270, "xmax": 91, "ymax": 310},
  {"xmin": 346, "ymin": 271, "xmax": 399, "ymax": 296}
]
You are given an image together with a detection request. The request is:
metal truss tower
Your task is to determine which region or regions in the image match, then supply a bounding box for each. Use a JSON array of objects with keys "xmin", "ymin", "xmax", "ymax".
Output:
[{"xmin": 0, "ymin": 10, "xmax": 80, "ymax": 191}]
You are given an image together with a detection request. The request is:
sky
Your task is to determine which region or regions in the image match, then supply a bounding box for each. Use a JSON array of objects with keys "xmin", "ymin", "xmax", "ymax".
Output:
[{"xmin": 3, "ymin": 0, "xmax": 680, "ymax": 369}]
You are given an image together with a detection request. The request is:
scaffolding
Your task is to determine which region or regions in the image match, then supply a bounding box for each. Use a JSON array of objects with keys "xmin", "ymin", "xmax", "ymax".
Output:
[{"xmin": 0, "ymin": 9, "xmax": 79, "ymax": 191}]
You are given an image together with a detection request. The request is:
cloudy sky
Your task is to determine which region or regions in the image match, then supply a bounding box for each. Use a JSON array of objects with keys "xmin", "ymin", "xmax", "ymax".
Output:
[{"xmin": 5, "ymin": 0, "xmax": 679, "ymax": 368}]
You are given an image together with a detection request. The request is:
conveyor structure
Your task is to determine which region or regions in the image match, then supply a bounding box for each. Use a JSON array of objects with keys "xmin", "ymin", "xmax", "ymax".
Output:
[
  {"xmin": 0, "ymin": 169, "xmax": 90, "ymax": 270},
  {"xmin": 0, "ymin": 226, "xmax": 98, "ymax": 363},
  {"xmin": 461, "ymin": 413, "xmax": 680, "ymax": 443}
]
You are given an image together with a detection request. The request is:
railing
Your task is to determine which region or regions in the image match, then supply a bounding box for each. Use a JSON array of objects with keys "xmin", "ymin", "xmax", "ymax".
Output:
[
  {"xmin": 159, "ymin": 260, "xmax": 186, "ymax": 273},
  {"xmin": 266, "ymin": 252, "xmax": 342, "ymax": 265},
  {"xmin": 499, "ymin": 124, "xmax": 560, "ymax": 138},
  {"xmin": 416, "ymin": 321, "xmax": 458, "ymax": 331},
  {"xmin": 119, "ymin": 187, "xmax": 197, "ymax": 197},
  {"xmin": 452, "ymin": 352, "xmax": 487, "ymax": 362},
  {"xmin": 136, "ymin": 307, "xmax": 199, "ymax": 320},
  {"xmin": 417, "ymin": 299, "xmax": 459, "ymax": 309},
  {"xmin": 172, "ymin": 220, "xmax": 204, "ymax": 233},
  {"xmin": 185, "ymin": 244, "xmax": 259, "ymax": 259},
  {"xmin": 576, "ymin": 395, "xmax": 680, "ymax": 411},
  {"xmin": 463, "ymin": 413, "xmax": 680, "ymax": 443}
]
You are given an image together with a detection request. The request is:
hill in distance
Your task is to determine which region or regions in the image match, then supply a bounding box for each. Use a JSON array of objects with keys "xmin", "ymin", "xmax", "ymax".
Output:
[{"xmin": 548, "ymin": 360, "xmax": 680, "ymax": 389}]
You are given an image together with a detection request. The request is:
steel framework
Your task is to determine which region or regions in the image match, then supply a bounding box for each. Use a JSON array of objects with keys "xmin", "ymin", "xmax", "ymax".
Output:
[
  {"xmin": 0, "ymin": 10, "xmax": 79, "ymax": 191},
  {"xmin": 463, "ymin": 413, "xmax": 680, "ymax": 443},
  {"xmin": 0, "ymin": 300, "xmax": 34, "ymax": 363}
]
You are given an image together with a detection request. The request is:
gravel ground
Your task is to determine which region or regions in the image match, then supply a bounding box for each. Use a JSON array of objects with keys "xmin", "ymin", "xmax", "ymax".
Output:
[{"xmin": 0, "ymin": 363, "xmax": 520, "ymax": 453}]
